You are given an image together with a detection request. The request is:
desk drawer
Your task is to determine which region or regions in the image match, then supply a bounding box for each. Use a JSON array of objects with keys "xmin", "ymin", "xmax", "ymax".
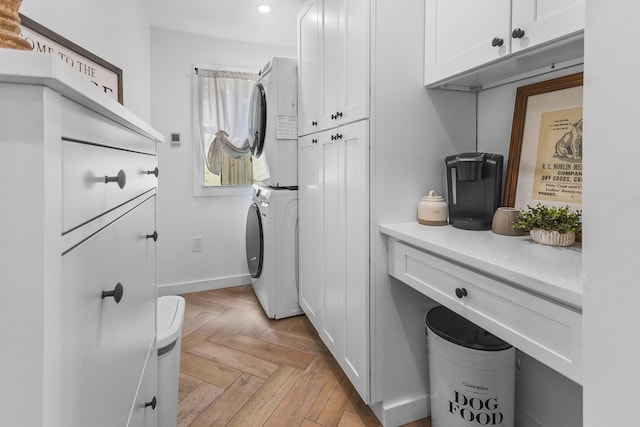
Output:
[
  {"xmin": 389, "ymin": 239, "xmax": 582, "ymax": 384},
  {"xmin": 62, "ymin": 140, "xmax": 157, "ymax": 232},
  {"xmin": 60, "ymin": 196, "xmax": 156, "ymax": 426}
]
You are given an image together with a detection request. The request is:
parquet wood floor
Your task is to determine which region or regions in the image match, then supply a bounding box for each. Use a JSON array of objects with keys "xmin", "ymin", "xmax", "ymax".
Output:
[{"xmin": 177, "ymin": 285, "xmax": 431, "ymax": 427}]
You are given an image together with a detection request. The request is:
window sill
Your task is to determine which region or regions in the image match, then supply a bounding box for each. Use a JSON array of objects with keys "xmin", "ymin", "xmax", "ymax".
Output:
[{"xmin": 192, "ymin": 184, "xmax": 253, "ymax": 198}]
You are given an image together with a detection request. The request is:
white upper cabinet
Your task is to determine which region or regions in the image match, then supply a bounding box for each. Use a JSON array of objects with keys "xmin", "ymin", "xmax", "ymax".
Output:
[
  {"xmin": 512, "ymin": 0, "xmax": 584, "ymax": 53},
  {"xmin": 298, "ymin": 0, "xmax": 321, "ymax": 136},
  {"xmin": 298, "ymin": 0, "xmax": 369, "ymax": 135},
  {"xmin": 425, "ymin": 0, "xmax": 511, "ymax": 86},
  {"xmin": 425, "ymin": 0, "xmax": 585, "ymax": 89}
]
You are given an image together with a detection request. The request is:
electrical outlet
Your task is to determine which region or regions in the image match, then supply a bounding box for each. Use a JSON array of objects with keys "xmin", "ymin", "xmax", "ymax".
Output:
[{"xmin": 192, "ymin": 237, "xmax": 202, "ymax": 252}]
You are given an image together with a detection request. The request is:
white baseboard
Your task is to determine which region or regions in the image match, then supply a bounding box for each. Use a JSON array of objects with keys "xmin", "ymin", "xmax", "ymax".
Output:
[
  {"xmin": 157, "ymin": 275, "xmax": 251, "ymax": 296},
  {"xmin": 370, "ymin": 395, "xmax": 430, "ymax": 427}
]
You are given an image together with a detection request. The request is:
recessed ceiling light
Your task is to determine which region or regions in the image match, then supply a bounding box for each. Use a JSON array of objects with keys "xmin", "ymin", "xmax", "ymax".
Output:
[{"xmin": 257, "ymin": 4, "xmax": 271, "ymax": 14}]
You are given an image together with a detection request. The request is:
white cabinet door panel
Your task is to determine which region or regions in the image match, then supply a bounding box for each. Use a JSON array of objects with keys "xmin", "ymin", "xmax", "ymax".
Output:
[
  {"xmin": 298, "ymin": 134, "xmax": 324, "ymax": 328},
  {"xmin": 321, "ymin": 133, "xmax": 344, "ymax": 350},
  {"xmin": 342, "ymin": 120, "xmax": 369, "ymax": 399},
  {"xmin": 512, "ymin": 0, "xmax": 584, "ymax": 53},
  {"xmin": 297, "ymin": 0, "xmax": 322, "ymax": 136},
  {"xmin": 425, "ymin": 0, "xmax": 510, "ymax": 84}
]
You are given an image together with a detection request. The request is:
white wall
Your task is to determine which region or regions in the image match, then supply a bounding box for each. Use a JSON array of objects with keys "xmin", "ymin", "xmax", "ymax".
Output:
[
  {"xmin": 20, "ymin": 0, "xmax": 152, "ymax": 121},
  {"xmin": 369, "ymin": 1, "xmax": 476, "ymax": 425},
  {"xmin": 582, "ymin": 2, "xmax": 640, "ymax": 426},
  {"xmin": 148, "ymin": 29, "xmax": 295, "ymax": 294}
]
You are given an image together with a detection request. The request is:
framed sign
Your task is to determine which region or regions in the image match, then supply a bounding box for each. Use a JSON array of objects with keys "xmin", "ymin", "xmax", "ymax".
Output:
[
  {"xmin": 19, "ymin": 14, "xmax": 123, "ymax": 104},
  {"xmin": 503, "ymin": 73, "xmax": 583, "ymax": 210}
]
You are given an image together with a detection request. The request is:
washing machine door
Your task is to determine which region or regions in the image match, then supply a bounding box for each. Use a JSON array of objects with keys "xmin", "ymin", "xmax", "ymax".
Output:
[
  {"xmin": 245, "ymin": 203, "xmax": 264, "ymax": 278},
  {"xmin": 248, "ymin": 83, "xmax": 266, "ymax": 158}
]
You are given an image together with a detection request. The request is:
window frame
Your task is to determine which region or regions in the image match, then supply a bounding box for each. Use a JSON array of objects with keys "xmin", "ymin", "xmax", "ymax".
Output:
[{"xmin": 191, "ymin": 63, "xmax": 257, "ymax": 198}]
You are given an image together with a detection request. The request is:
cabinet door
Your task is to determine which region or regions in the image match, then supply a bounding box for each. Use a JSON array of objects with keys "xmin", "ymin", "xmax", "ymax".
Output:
[
  {"xmin": 320, "ymin": 0, "xmax": 369, "ymax": 130},
  {"xmin": 425, "ymin": 0, "xmax": 510, "ymax": 85},
  {"xmin": 340, "ymin": 0, "xmax": 369, "ymax": 127},
  {"xmin": 321, "ymin": 121, "xmax": 369, "ymax": 402},
  {"xmin": 298, "ymin": 0, "xmax": 322, "ymax": 136},
  {"xmin": 511, "ymin": 0, "xmax": 584, "ymax": 53},
  {"xmin": 321, "ymin": 127, "xmax": 344, "ymax": 352},
  {"xmin": 341, "ymin": 120, "xmax": 369, "ymax": 402},
  {"xmin": 298, "ymin": 133, "xmax": 324, "ymax": 329},
  {"xmin": 60, "ymin": 196, "xmax": 156, "ymax": 426}
]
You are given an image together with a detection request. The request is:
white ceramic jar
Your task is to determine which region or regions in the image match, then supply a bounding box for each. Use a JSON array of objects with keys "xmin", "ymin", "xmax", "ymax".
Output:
[{"xmin": 418, "ymin": 190, "xmax": 448, "ymax": 226}]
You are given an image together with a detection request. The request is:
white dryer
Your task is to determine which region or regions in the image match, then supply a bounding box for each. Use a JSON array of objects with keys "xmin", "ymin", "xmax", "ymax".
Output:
[
  {"xmin": 248, "ymin": 57, "xmax": 298, "ymax": 188},
  {"xmin": 245, "ymin": 184, "xmax": 302, "ymax": 319}
]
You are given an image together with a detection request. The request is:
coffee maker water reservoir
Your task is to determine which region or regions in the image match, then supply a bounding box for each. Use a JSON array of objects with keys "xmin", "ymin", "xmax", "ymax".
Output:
[{"xmin": 445, "ymin": 152, "xmax": 503, "ymax": 230}]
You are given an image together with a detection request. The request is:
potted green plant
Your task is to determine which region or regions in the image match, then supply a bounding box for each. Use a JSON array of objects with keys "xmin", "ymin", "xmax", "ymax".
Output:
[{"xmin": 514, "ymin": 203, "xmax": 582, "ymax": 247}]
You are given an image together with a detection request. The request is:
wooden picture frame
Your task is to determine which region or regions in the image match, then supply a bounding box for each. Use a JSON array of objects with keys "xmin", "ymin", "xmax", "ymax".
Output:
[
  {"xmin": 19, "ymin": 14, "xmax": 123, "ymax": 104},
  {"xmin": 503, "ymin": 72, "xmax": 583, "ymax": 209}
]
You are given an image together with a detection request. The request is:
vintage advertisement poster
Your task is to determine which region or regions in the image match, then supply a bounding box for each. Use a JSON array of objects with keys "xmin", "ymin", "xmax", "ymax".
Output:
[{"xmin": 531, "ymin": 107, "xmax": 583, "ymax": 204}]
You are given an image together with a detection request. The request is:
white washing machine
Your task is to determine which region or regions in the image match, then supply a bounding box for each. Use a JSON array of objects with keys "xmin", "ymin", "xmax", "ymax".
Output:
[
  {"xmin": 248, "ymin": 57, "xmax": 298, "ymax": 188},
  {"xmin": 245, "ymin": 184, "xmax": 302, "ymax": 319}
]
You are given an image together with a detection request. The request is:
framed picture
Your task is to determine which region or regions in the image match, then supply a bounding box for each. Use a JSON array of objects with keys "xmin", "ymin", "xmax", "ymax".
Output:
[
  {"xmin": 19, "ymin": 14, "xmax": 123, "ymax": 104},
  {"xmin": 503, "ymin": 72, "xmax": 583, "ymax": 210}
]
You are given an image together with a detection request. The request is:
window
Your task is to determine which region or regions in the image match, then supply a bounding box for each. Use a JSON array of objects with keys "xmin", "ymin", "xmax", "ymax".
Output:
[{"xmin": 193, "ymin": 66, "xmax": 257, "ymax": 196}]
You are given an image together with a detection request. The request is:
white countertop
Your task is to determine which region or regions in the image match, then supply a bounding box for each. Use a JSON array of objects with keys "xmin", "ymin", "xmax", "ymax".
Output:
[
  {"xmin": 380, "ymin": 222, "xmax": 583, "ymax": 310},
  {"xmin": 0, "ymin": 49, "xmax": 163, "ymax": 142}
]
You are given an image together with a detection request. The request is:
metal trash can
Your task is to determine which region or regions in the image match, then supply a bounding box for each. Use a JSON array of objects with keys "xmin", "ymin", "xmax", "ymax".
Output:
[
  {"xmin": 426, "ymin": 306, "xmax": 515, "ymax": 427},
  {"xmin": 157, "ymin": 295, "xmax": 186, "ymax": 427}
]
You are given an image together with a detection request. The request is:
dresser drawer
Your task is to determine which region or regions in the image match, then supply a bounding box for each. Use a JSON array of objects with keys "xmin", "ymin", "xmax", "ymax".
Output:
[
  {"xmin": 60, "ymin": 196, "xmax": 156, "ymax": 426},
  {"xmin": 62, "ymin": 140, "xmax": 157, "ymax": 232},
  {"xmin": 128, "ymin": 344, "xmax": 157, "ymax": 427},
  {"xmin": 389, "ymin": 239, "xmax": 582, "ymax": 384}
]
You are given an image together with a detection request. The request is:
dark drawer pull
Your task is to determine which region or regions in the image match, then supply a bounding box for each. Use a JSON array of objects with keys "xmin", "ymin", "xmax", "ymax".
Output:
[
  {"xmin": 146, "ymin": 231, "xmax": 158, "ymax": 242},
  {"xmin": 146, "ymin": 167, "xmax": 159, "ymax": 178},
  {"xmin": 102, "ymin": 282, "xmax": 124, "ymax": 303},
  {"xmin": 312, "ymin": 121, "xmax": 318, "ymax": 126},
  {"xmin": 104, "ymin": 169, "xmax": 126, "ymax": 189},
  {"xmin": 455, "ymin": 287, "xmax": 468, "ymax": 299},
  {"xmin": 491, "ymin": 37, "xmax": 504, "ymax": 47},
  {"xmin": 145, "ymin": 396, "xmax": 157, "ymax": 410}
]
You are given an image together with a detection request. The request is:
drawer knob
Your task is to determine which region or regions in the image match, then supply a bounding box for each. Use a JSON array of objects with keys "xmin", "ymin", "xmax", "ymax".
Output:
[
  {"xmin": 104, "ymin": 169, "xmax": 126, "ymax": 189},
  {"xmin": 102, "ymin": 282, "xmax": 124, "ymax": 303},
  {"xmin": 146, "ymin": 167, "xmax": 159, "ymax": 178},
  {"xmin": 312, "ymin": 139, "xmax": 318, "ymax": 144},
  {"xmin": 146, "ymin": 231, "xmax": 158, "ymax": 242},
  {"xmin": 312, "ymin": 121, "xmax": 318, "ymax": 126},
  {"xmin": 512, "ymin": 28, "xmax": 525, "ymax": 39},
  {"xmin": 491, "ymin": 37, "xmax": 504, "ymax": 47},
  {"xmin": 145, "ymin": 396, "xmax": 157, "ymax": 410},
  {"xmin": 455, "ymin": 287, "xmax": 468, "ymax": 299}
]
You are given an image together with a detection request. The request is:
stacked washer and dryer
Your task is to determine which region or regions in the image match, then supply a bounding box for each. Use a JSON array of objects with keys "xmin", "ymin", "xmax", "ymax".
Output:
[{"xmin": 245, "ymin": 57, "xmax": 303, "ymax": 319}]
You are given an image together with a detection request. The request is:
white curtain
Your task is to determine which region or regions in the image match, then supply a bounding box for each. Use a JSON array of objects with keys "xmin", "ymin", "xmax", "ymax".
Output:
[{"xmin": 197, "ymin": 68, "xmax": 257, "ymax": 176}]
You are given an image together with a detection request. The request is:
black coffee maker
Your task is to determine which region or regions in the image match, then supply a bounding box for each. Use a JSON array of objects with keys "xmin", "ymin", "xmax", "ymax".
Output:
[{"xmin": 445, "ymin": 152, "xmax": 503, "ymax": 230}]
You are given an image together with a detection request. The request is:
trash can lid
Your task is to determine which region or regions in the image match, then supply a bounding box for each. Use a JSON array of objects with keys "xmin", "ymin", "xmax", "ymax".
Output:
[
  {"xmin": 426, "ymin": 306, "xmax": 511, "ymax": 351},
  {"xmin": 157, "ymin": 295, "xmax": 186, "ymax": 349}
]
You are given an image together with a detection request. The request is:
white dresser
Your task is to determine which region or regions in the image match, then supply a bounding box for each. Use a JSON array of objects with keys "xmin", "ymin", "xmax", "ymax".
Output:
[{"xmin": 0, "ymin": 50, "xmax": 163, "ymax": 426}]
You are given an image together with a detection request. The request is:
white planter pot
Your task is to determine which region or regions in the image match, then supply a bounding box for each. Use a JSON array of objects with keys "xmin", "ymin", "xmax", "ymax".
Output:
[{"xmin": 530, "ymin": 228, "xmax": 575, "ymax": 247}]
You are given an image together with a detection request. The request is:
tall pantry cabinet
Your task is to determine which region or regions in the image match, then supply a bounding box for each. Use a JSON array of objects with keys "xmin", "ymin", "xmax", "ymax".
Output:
[
  {"xmin": 297, "ymin": 0, "xmax": 371, "ymax": 402},
  {"xmin": 297, "ymin": 1, "xmax": 476, "ymax": 425}
]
